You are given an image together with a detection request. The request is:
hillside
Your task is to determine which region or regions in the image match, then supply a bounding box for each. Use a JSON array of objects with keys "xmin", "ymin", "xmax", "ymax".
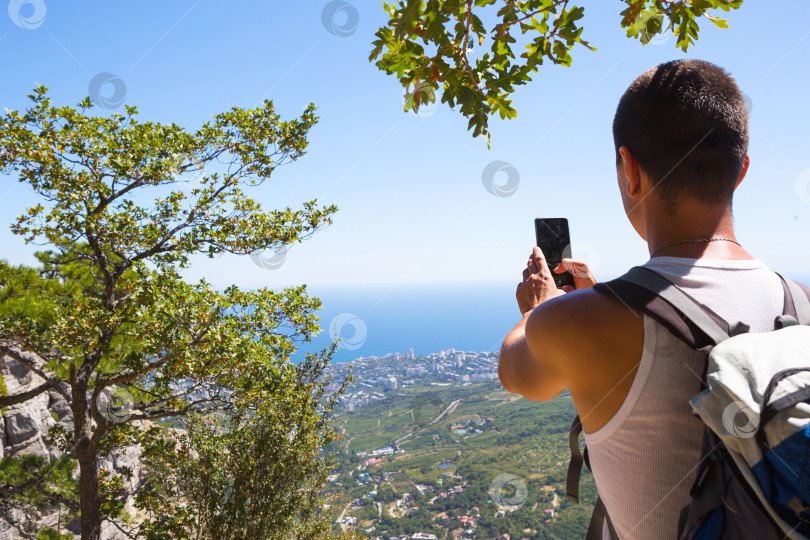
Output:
[{"xmin": 323, "ymin": 354, "xmax": 597, "ymax": 540}]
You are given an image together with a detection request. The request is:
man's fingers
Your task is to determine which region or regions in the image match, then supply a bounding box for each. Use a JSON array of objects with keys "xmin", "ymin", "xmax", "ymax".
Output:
[
  {"xmin": 532, "ymin": 246, "xmax": 547, "ymax": 265},
  {"xmin": 531, "ymin": 247, "xmax": 551, "ymax": 277},
  {"xmin": 559, "ymin": 258, "xmax": 592, "ymax": 279},
  {"xmin": 516, "ymin": 248, "xmax": 564, "ymax": 312},
  {"xmin": 557, "ymin": 257, "xmax": 598, "ymax": 289},
  {"xmin": 527, "ymin": 251, "xmax": 539, "ymax": 274},
  {"xmin": 562, "ymin": 285, "xmax": 575, "ymax": 293}
]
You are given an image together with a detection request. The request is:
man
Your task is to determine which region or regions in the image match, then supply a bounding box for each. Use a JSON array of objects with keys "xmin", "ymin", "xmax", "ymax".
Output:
[{"xmin": 498, "ymin": 59, "xmax": 794, "ymax": 538}]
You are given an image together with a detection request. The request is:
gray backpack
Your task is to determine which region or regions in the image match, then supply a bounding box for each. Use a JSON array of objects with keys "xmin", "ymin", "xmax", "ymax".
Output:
[{"xmin": 566, "ymin": 266, "xmax": 810, "ymax": 540}]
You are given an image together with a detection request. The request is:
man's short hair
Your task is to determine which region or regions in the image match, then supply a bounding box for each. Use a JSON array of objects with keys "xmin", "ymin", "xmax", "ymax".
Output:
[{"xmin": 612, "ymin": 59, "xmax": 749, "ymax": 207}]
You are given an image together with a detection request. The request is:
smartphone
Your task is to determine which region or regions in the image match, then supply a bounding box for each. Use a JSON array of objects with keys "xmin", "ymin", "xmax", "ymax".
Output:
[{"xmin": 534, "ymin": 218, "xmax": 575, "ymax": 289}]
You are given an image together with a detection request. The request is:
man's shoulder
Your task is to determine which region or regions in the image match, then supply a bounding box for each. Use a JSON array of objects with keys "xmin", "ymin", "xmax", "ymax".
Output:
[
  {"xmin": 527, "ymin": 285, "xmax": 645, "ymax": 425},
  {"xmin": 527, "ymin": 286, "xmax": 641, "ymax": 356},
  {"xmin": 530, "ymin": 286, "xmax": 638, "ymax": 330}
]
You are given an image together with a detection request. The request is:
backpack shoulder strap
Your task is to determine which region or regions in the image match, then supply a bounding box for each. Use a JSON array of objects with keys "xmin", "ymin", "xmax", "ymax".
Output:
[
  {"xmin": 593, "ymin": 266, "xmax": 730, "ymax": 350},
  {"xmin": 588, "ymin": 496, "xmax": 619, "ymax": 540},
  {"xmin": 566, "ymin": 415, "xmax": 585, "ymax": 503},
  {"xmin": 777, "ymin": 274, "xmax": 810, "ymax": 325},
  {"xmin": 566, "ymin": 415, "xmax": 619, "ymax": 540}
]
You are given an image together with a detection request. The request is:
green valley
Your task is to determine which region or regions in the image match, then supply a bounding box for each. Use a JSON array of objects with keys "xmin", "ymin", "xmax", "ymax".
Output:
[{"xmin": 323, "ymin": 355, "xmax": 597, "ymax": 540}]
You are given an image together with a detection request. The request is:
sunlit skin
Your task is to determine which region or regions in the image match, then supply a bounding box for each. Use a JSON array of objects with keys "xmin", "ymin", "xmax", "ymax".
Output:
[{"xmin": 498, "ymin": 146, "xmax": 753, "ymax": 434}]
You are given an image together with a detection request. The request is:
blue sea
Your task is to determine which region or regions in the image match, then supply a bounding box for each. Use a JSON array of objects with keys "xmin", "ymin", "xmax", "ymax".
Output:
[
  {"xmin": 294, "ymin": 270, "xmax": 810, "ymax": 364},
  {"xmin": 295, "ymin": 281, "xmax": 520, "ymax": 364}
]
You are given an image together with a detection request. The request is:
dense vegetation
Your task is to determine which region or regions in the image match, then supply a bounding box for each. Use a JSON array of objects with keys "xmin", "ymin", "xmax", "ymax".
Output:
[
  {"xmin": 0, "ymin": 86, "xmax": 344, "ymax": 540},
  {"xmin": 327, "ymin": 378, "xmax": 597, "ymax": 539}
]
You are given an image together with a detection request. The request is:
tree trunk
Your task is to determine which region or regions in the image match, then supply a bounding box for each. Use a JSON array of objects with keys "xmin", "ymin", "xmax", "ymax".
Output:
[
  {"xmin": 72, "ymin": 374, "xmax": 103, "ymax": 540},
  {"xmin": 79, "ymin": 453, "xmax": 102, "ymax": 540}
]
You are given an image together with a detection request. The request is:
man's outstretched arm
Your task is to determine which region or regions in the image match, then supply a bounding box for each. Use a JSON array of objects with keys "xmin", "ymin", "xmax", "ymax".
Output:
[
  {"xmin": 498, "ymin": 247, "xmax": 597, "ymax": 401},
  {"xmin": 499, "ymin": 309, "xmax": 565, "ymax": 401}
]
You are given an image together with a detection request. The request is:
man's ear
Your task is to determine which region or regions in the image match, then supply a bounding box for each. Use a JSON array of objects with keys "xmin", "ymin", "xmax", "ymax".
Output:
[
  {"xmin": 619, "ymin": 146, "xmax": 642, "ymax": 197},
  {"xmin": 734, "ymin": 153, "xmax": 750, "ymax": 191}
]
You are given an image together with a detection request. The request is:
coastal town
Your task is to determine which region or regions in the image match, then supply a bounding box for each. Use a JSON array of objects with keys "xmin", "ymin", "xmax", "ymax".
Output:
[
  {"xmin": 322, "ymin": 350, "xmax": 583, "ymax": 540},
  {"xmin": 324, "ymin": 349, "xmax": 500, "ymax": 414}
]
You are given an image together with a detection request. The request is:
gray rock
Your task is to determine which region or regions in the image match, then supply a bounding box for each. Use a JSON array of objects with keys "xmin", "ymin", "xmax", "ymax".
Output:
[
  {"xmin": 9, "ymin": 435, "xmax": 50, "ymax": 460},
  {"xmin": 4, "ymin": 356, "xmax": 34, "ymax": 387},
  {"xmin": 48, "ymin": 386, "xmax": 74, "ymax": 426},
  {"xmin": 5, "ymin": 404, "xmax": 43, "ymax": 445},
  {"xmin": 2, "ymin": 349, "xmax": 45, "ymax": 394},
  {"xmin": 0, "ymin": 507, "xmax": 29, "ymax": 539},
  {"xmin": 1, "ymin": 408, "xmax": 6, "ymax": 459},
  {"xmin": 2, "ymin": 348, "xmax": 147, "ymax": 539}
]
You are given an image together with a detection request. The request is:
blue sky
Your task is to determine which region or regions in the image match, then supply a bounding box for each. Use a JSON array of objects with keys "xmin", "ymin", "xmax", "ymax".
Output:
[{"xmin": 2, "ymin": 0, "xmax": 809, "ymax": 289}]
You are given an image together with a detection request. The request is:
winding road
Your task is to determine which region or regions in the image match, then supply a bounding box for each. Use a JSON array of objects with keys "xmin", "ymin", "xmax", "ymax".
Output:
[{"xmin": 428, "ymin": 398, "xmax": 462, "ymax": 426}]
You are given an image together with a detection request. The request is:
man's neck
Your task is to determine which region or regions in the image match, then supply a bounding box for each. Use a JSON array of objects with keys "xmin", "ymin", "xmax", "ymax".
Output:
[{"xmin": 643, "ymin": 199, "xmax": 753, "ymax": 260}]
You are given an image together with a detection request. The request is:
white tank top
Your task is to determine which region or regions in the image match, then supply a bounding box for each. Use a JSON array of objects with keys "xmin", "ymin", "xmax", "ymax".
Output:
[{"xmin": 583, "ymin": 257, "xmax": 785, "ymax": 539}]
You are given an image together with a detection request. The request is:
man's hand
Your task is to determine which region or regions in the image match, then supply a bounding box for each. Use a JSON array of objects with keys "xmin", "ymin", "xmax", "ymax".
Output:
[
  {"xmin": 502, "ymin": 250, "xmax": 601, "ymax": 402},
  {"xmin": 516, "ymin": 247, "xmax": 564, "ymax": 314},
  {"xmin": 516, "ymin": 249, "xmax": 599, "ymax": 315},
  {"xmin": 554, "ymin": 258, "xmax": 598, "ymax": 292}
]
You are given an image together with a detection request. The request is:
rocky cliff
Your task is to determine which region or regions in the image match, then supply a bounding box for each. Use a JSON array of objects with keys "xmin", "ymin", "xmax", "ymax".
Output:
[{"xmin": 1, "ymin": 349, "xmax": 145, "ymax": 539}]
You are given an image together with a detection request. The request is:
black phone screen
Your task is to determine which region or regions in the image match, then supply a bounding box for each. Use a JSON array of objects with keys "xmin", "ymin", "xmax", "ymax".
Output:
[{"xmin": 534, "ymin": 218, "xmax": 575, "ymax": 289}]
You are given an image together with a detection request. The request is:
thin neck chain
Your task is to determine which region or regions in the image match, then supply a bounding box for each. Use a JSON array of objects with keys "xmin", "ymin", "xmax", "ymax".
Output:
[{"xmin": 650, "ymin": 236, "xmax": 741, "ymax": 258}]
